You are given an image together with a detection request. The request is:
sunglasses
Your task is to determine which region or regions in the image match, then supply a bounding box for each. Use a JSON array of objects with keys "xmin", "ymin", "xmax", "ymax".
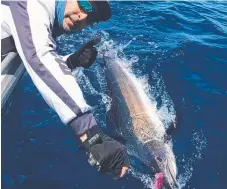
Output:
[
  {"xmin": 78, "ymin": 0, "xmax": 93, "ymax": 13},
  {"xmin": 78, "ymin": 0, "xmax": 99, "ymax": 25}
]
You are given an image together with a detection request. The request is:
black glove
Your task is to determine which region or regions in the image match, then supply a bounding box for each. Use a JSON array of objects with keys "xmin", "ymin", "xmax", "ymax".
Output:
[
  {"xmin": 81, "ymin": 126, "xmax": 129, "ymax": 179},
  {"xmin": 66, "ymin": 38, "xmax": 101, "ymax": 70}
]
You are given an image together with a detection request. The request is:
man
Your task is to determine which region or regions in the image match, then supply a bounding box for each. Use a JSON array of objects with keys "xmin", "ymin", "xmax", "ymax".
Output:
[{"xmin": 1, "ymin": 0, "xmax": 129, "ymax": 179}]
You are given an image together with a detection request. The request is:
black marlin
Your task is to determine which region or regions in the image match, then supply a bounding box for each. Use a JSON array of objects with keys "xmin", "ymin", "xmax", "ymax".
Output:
[{"xmin": 103, "ymin": 57, "xmax": 178, "ymax": 189}]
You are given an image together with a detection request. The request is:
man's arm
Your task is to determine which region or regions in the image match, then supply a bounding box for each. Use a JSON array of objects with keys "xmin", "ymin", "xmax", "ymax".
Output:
[
  {"xmin": 8, "ymin": 1, "xmax": 95, "ymax": 136},
  {"xmin": 7, "ymin": 1, "xmax": 129, "ymax": 178}
]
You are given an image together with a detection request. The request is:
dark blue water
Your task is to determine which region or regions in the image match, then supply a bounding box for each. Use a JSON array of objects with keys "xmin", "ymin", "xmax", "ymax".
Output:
[{"xmin": 2, "ymin": 2, "xmax": 227, "ymax": 189}]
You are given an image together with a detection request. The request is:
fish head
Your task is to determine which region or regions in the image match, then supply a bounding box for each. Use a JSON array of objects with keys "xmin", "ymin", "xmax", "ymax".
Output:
[{"xmin": 143, "ymin": 140, "xmax": 179, "ymax": 189}]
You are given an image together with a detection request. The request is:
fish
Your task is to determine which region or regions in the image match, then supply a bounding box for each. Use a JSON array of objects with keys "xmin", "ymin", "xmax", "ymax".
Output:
[{"xmin": 103, "ymin": 57, "xmax": 179, "ymax": 189}]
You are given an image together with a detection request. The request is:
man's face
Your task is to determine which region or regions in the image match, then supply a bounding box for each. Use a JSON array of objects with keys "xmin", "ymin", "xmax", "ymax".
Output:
[{"xmin": 63, "ymin": 0, "xmax": 89, "ymax": 32}]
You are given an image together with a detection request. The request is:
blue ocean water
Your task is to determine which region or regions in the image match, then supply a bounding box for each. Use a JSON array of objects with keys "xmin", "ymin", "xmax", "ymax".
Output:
[{"xmin": 2, "ymin": 1, "xmax": 227, "ymax": 189}]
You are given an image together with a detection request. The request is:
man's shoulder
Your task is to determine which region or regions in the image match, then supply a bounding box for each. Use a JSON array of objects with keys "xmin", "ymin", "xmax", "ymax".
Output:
[
  {"xmin": 28, "ymin": 0, "xmax": 56, "ymax": 26},
  {"xmin": 36, "ymin": 0, "xmax": 56, "ymax": 15}
]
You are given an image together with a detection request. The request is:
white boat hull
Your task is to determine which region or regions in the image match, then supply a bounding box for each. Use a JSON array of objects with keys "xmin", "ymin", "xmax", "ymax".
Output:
[{"xmin": 1, "ymin": 52, "xmax": 25, "ymax": 109}]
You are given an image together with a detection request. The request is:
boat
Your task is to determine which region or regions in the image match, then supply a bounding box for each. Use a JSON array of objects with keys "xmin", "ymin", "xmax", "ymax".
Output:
[{"xmin": 1, "ymin": 52, "xmax": 25, "ymax": 111}]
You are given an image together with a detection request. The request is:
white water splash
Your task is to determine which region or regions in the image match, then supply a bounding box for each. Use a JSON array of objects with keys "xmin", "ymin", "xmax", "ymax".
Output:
[
  {"xmin": 94, "ymin": 62, "xmax": 112, "ymax": 112},
  {"xmin": 73, "ymin": 68, "xmax": 99, "ymax": 95},
  {"xmin": 129, "ymin": 167, "xmax": 154, "ymax": 189},
  {"xmin": 177, "ymin": 130, "xmax": 207, "ymax": 188},
  {"xmin": 73, "ymin": 68, "xmax": 112, "ymax": 112}
]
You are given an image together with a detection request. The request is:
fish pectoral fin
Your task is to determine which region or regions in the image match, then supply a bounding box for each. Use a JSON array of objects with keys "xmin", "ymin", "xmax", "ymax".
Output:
[
  {"xmin": 164, "ymin": 120, "xmax": 178, "ymax": 142},
  {"xmin": 165, "ymin": 120, "xmax": 178, "ymax": 138},
  {"xmin": 165, "ymin": 102, "xmax": 184, "ymax": 137}
]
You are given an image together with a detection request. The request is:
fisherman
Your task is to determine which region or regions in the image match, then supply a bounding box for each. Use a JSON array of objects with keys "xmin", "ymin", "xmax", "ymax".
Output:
[{"xmin": 1, "ymin": 0, "xmax": 129, "ymax": 179}]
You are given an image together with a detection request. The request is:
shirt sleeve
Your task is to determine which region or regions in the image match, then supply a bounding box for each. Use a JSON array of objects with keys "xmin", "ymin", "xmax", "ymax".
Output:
[{"xmin": 8, "ymin": 1, "xmax": 97, "ymax": 135}]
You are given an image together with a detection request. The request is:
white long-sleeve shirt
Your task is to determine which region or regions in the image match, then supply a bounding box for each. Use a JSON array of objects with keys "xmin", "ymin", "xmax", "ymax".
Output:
[{"xmin": 1, "ymin": 0, "xmax": 97, "ymax": 135}]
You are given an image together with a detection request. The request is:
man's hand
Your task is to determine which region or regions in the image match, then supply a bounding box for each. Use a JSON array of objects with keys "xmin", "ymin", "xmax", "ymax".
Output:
[
  {"xmin": 66, "ymin": 38, "xmax": 101, "ymax": 70},
  {"xmin": 81, "ymin": 127, "xmax": 129, "ymax": 179}
]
